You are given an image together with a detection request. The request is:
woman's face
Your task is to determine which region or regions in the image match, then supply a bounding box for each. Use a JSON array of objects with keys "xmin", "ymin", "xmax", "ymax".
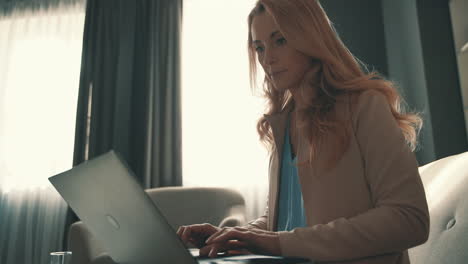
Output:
[{"xmin": 251, "ymin": 10, "xmax": 311, "ymax": 92}]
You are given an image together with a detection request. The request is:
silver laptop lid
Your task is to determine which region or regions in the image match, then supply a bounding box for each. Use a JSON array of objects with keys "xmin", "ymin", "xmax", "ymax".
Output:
[{"xmin": 49, "ymin": 150, "xmax": 197, "ymax": 264}]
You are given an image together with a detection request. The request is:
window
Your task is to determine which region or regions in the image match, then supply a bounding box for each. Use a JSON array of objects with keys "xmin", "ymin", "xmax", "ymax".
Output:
[
  {"xmin": 0, "ymin": 6, "xmax": 85, "ymax": 264},
  {"xmin": 0, "ymin": 10, "xmax": 84, "ymax": 192},
  {"xmin": 182, "ymin": 0, "xmax": 269, "ymax": 222}
]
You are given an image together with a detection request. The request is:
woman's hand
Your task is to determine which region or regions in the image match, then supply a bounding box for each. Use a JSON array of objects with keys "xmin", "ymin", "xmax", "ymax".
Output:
[
  {"xmin": 204, "ymin": 226, "xmax": 281, "ymax": 258},
  {"xmin": 176, "ymin": 223, "xmax": 221, "ymax": 248},
  {"xmin": 177, "ymin": 223, "xmax": 253, "ymax": 258}
]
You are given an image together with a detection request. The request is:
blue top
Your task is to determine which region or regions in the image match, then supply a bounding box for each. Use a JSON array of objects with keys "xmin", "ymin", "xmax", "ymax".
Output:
[{"xmin": 276, "ymin": 113, "xmax": 308, "ymax": 231}]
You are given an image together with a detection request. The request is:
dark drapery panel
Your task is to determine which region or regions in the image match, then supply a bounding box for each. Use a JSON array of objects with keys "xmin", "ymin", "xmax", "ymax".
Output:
[
  {"xmin": 382, "ymin": 0, "xmax": 468, "ymax": 165},
  {"xmin": 64, "ymin": 0, "xmax": 183, "ymax": 249},
  {"xmin": 320, "ymin": 0, "xmax": 388, "ymax": 77},
  {"xmin": 321, "ymin": 0, "xmax": 468, "ymax": 166}
]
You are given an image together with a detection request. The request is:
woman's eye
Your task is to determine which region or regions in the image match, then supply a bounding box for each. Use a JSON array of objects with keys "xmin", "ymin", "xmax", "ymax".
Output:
[
  {"xmin": 277, "ymin": 37, "xmax": 286, "ymax": 45},
  {"xmin": 254, "ymin": 38, "xmax": 285, "ymax": 53}
]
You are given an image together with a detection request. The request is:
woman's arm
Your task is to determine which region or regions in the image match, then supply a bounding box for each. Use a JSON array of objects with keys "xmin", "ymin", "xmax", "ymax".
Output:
[
  {"xmin": 242, "ymin": 202, "xmax": 268, "ymax": 230},
  {"xmin": 276, "ymin": 90, "xmax": 430, "ymax": 262}
]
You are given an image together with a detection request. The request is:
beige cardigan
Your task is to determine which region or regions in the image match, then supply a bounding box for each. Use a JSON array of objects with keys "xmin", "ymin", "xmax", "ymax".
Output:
[{"xmin": 244, "ymin": 90, "xmax": 430, "ymax": 264}]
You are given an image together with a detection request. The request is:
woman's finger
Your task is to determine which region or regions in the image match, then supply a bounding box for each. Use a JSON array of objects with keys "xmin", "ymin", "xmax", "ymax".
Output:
[
  {"xmin": 207, "ymin": 229, "xmax": 252, "ymax": 245},
  {"xmin": 181, "ymin": 226, "xmax": 192, "ymax": 243},
  {"xmin": 241, "ymin": 227, "xmax": 265, "ymax": 234},
  {"xmin": 210, "ymin": 240, "xmax": 249, "ymax": 258},
  {"xmin": 220, "ymin": 240, "xmax": 248, "ymax": 250},
  {"xmin": 225, "ymin": 248, "xmax": 253, "ymax": 256},
  {"xmin": 189, "ymin": 237, "xmax": 206, "ymax": 248},
  {"xmin": 206, "ymin": 227, "xmax": 232, "ymax": 244},
  {"xmin": 199, "ymin": 244, "xmax": 213, "ymax": 257},
  {"xmin": 176, "ymin": 226, "xmax": 183, "ymax": 237},
  {"xmin": 177, "ymin": 226, "xmax": 186, "ymax": 242},
  {"xmin": 200, "ymin": 240, "xmax": 249, "ymax": 258},
  {"xmin": 208, "ymin": 245, "xmax": 219, "ymax": 258},
  {"xmin": 206, "ymin": 226, "xmax": 252, "ymax": 244}
]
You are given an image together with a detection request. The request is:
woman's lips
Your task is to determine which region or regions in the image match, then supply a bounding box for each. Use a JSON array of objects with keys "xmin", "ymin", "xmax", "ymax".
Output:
[{"xmin": 271, "ymin": 70, "xmax": 287, "ymax": 78}]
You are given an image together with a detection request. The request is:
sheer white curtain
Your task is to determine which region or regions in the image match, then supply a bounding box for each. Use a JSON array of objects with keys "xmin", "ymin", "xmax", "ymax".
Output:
[
  {"xmin": 182, "ymin": 0, "xmax": 269, "ymax": 223},
  {"xmin": 0, "ymin": 3, "xmax": 85, "ymax": 264}
]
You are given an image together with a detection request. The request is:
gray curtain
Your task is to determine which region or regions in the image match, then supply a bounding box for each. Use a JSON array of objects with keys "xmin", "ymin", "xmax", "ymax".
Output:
[
  {"xmin": 321, "ymin": 0, "xmax": 468, "ymax": 166},
  {"xmin": 65, "ymin": 0, "xmax": 183, "ymax": 248},
  {"xmin": 74, "ymin": 0, "xmax": 183, "ymax": 188},
  {"xmin": 381, "ymin": 0, "xmax": 468, "ymax": 165}
]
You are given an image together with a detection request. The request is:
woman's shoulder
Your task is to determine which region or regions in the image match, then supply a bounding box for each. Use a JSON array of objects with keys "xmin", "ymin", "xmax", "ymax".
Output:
[
  {"xmin": 345, "ymin": 88, "xmax": 386, "ymax": 105},
  {"xmin": 334, "ymin": 89, "xmax": 389, "ymax": 125},
  {"xmin": 341, "ymin": 89, "xmax": 386, "ymax": 110},
  {"xmin": 355, "ymin": 89, "xmax": 388, "ymax": 112}
]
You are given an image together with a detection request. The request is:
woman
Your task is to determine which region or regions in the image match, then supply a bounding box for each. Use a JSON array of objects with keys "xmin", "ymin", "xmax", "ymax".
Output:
[{"xmin": 177, "ymin": 0, "xmax": 430, "ymax": 263}]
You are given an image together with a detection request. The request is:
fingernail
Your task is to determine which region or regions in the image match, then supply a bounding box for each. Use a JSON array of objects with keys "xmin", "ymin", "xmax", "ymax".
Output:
[{"xmin": 209, "ymin": 248, "xmax": 214, "ymax": 257}]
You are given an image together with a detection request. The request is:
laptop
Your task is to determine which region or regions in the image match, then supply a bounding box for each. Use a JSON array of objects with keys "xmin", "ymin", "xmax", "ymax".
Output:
[{"xmin": 49, "ymin": 150, "xmax": 311, "ymax": 264}]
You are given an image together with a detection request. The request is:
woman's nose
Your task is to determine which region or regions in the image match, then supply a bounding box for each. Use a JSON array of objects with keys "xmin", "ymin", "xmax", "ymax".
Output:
[{"xmin": 263, "ymin": 48, "xmax": 278, "ymax": 66}]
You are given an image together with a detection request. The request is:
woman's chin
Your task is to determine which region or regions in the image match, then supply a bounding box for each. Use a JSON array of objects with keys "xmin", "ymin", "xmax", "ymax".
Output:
[
  {"xmin": 273, "ymin": 82, "xmax": 287, "ymax": 92},
  {"xmin": 272, "ymin": 83, "xmax": 288, "ymax": 92}
]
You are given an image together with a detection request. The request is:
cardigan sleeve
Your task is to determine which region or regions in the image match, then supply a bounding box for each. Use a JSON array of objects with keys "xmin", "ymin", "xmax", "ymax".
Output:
[
  {"xmin": 276, "ymin": 90, "xmax": 430, "ymax": 262},
  {"xmin": 243, "ymin": 203, "xmax": 268, "ymax": 230}
]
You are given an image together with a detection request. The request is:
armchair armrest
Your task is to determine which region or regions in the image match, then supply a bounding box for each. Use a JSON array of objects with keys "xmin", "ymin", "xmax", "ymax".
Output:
[
  {"xmin": 218, "ymin": 214, "xmax": 244, "ymax": 228},
  {"xmin": 68, "ymin": 221, "xmax": 107, "ymax": 264},
  {"xmin": 90, "ymin": 253, "xmax": 117, "ymax": 264}
]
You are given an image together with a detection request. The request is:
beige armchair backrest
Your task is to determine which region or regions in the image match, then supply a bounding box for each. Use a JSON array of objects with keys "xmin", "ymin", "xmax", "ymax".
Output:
[
  {"xmin": 146, "ymin": 186, "xmax": 247, "ymax": 232},
  {"xmin": 409, "ymin": 151, "xmax": 468, "ymax": 264}
]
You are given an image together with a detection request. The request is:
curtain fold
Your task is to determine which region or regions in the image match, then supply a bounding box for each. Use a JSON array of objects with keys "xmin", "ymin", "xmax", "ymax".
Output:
[
  {"xmin": 73, "ymin": 0, "xmax": 182, "ymax": 187},
  {"xmin": 0, "ymin": 1, "xmax": 86, "ymax": 263},
  {"xmin": 381, "ymin": 0, "xmax": 468, "ymax": 165},
  {"xmin": 67, "ymin": 0, "xmax": 183, "ymax": 248}
]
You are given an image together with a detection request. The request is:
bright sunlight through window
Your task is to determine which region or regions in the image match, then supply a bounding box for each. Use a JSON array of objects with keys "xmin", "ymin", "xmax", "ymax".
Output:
[
  {"xmin": 182, "ymin": 0, "xmax": 269, "ymax": 189},
  {"xmin": 0, "ymin": 13, "xmax": 84, "ymax": 193}
]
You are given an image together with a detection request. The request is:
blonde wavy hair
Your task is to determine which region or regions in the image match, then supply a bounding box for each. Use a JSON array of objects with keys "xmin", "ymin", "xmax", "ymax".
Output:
[{"xmin": 247, "ymin": 0, "xmax": 423, "ymax": 171}]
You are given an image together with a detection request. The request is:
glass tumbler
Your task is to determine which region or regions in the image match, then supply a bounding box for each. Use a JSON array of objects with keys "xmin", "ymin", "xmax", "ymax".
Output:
[{"xmin": 50, "ymin": 251, "xmax": 72, "ymax": 264}]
